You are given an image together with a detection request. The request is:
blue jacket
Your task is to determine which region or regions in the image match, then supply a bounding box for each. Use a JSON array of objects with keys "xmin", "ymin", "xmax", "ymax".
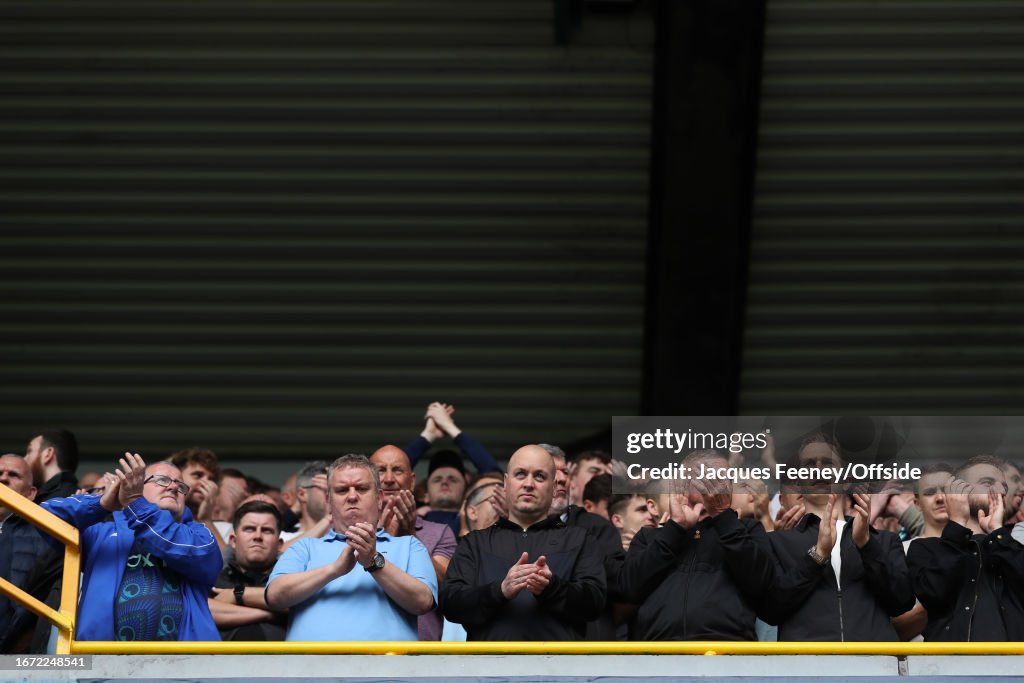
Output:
[{"xmin": 41, "ymin": 494, "xmax": 222, "ymax": 641}]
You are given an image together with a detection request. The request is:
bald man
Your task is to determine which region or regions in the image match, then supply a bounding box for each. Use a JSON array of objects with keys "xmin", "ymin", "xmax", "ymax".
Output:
[
  {"xmin": 0, "ymin": 454, "xmax": 48, "ymax": 645},
  {"xmin": 370, "ymin": 444, "xmax": 456, "ymax": 641},
  {"xmin": 440, "ymin": 445, "xmax": 606, "ymax": 640}
]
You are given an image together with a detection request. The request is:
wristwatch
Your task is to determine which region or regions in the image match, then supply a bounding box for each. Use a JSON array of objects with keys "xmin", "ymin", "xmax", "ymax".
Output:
[
  {"xmin": 806, "ymin": 545, "xmax": 829, "ymax": 566},
  {"xmin": 365, "ymin": 552, "xmax": 386, "ymax": 574},
  {"xmin": 233, "ymin": 584, "xmax": 246, "ymax": 605}
]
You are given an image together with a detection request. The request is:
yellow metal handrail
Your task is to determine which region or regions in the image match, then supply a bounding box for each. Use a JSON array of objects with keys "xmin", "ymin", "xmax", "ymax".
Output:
[
  {"xmin": 72, "ymin": 640, "xmax": 1024, "ymax": 655},
  {"xmin": 2, "ymin": 484, "xmax": 1022, "ymax": 657},
  {"xmin": 0, "ymin": 484, "xmax": 80, "ymax": 655}
]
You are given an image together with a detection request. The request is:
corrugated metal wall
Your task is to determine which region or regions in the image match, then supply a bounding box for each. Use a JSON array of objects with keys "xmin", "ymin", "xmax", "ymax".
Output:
[
  {"xmin": 0, "ymin": 1, "xmax": 654, "ymax": 461},
  {"xmin": 742, "ymin": 0, "xmax": 1024, "ymax": 413}
]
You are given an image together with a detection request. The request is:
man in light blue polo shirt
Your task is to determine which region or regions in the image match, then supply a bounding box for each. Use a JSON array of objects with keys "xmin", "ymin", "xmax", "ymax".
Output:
[{"xmin": 266, "ymin": 454, "xmax": 437, "ymax": 641}]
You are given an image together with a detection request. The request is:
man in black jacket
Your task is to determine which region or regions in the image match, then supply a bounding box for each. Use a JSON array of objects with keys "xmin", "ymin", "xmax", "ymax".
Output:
[
  {"xmin": 620, "ymin": 449, "xmax": 796, "ymax": 641},
  {"xmin": 441, "ymin": 444, "xmax": 606, "ymax": 640},
  {"xmin": 907, "ymin": 455, "xmax": 1024, "ymax": 641},
  {"xmin": 0, "ymin": 454, "xmax": 49, "ymax": 649},
  {"xmin": 23, "ymin": 430, "xmax": 78, "ymax": 504},
  {"xmin": 762, "ymin": 436, "xmax": 915, "ymax": 641}
]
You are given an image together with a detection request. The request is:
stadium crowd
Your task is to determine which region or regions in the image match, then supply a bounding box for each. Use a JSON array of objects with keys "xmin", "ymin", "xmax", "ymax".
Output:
[{"xmin": 1, "ymin": 404, "xmax": 1023, "ymax": 650}]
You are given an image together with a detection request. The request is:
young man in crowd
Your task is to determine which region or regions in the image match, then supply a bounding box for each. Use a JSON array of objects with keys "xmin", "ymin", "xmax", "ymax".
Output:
[
  {"xmin": 209, "ymin": 500, "xmax": 287, "ymax": 641},
  {"xmin": 24, "ymin": 429, "xmax": 79, "ymax": 504},
  {"xmin": 908, "ymin": 455, "xmax": 1024, "ymax": 641},
  {"xmin": 761, "ymin": 436, "xmax": 914, "ymax": 641}
]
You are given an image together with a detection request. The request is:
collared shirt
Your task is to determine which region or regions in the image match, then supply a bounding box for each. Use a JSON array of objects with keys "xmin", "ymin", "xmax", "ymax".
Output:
[{"xmin": 267, "ymin": 528, "xmax": 437, "ymax": 642}]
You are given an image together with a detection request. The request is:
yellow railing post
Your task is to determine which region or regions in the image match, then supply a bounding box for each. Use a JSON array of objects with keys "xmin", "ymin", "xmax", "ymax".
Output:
[{"xmin": 0, "ymin": 484, "xmax": 79, "ymax": 654}]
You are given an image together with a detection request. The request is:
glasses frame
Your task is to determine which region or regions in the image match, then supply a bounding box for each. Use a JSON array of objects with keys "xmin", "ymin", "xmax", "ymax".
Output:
[{"xmin": 143, "ymin": 474, "xmax": 190, "ymax": 496}]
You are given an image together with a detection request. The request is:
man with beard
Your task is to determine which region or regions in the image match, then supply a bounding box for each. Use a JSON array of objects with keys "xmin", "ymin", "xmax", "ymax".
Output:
[
  {"xmin": 908, "ymin": 455, "xmax": 1024, "ymax": 641},
  {"xmin": 280, "ymin": 461, "xmax": 330, "ymax": 547},
  {"xmin": 760, "ymin": 436, "xmax": 914, "ymax": 641},
  {"xmin": 24, "ymin": 429, "xmax": 78, "ymax": 504},
  {"xmin": 42, "ymin": 454, "xmax": 222, "ymax": 641},
  {"xmin": 441, "ymin": 445, "xmax": 606, "ymax": 640},
  {"xmin": 265, "ymin": 454, "xmax": 436, "ymax": 641},
  {"xmin": 208, "ymin": 501, "xmax": 287, "ymax": 640},
  {"xmin": 371, "ymin": 445, "xmax": 456, "ymax": 640}
]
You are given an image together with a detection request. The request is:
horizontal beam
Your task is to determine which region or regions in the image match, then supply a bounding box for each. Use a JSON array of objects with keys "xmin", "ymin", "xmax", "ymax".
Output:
[{"xmin": 71, "ymin": 641, "xmax": 1024, "ymax": 655}]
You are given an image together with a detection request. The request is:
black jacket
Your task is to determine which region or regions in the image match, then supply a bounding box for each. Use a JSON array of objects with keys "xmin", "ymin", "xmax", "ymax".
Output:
[
  {"xmin": 565, "ymin": 505, "xmax": 625, "ymax": 640},
  {"xmin": 441, "ymin": 515, "xmax": 606, "ymax": 641},
  {"xmin": 620, "ymin": 509, "xmax": 786, "ymax": 641},
  {"xmin": 213, "ymin": 559, "xmax": 285, "ymax": 641},
  {"xmin": 0, "ymin": 515, "xmax": 49, "ymax": 645},
  {"xmin": 907, "ymin": 521, "xmax": 1024, "ymax": 641},
  {"xmin": 763, "ymin": 513, "xmax": 914, "ymax": 641},
  {"xmin": 35, "ymin": 472, "xmax": 78, "ymax": 506}
]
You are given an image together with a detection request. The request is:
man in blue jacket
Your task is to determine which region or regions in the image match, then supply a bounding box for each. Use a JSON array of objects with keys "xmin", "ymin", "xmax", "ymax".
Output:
[{"xmin": 42, "ymin": 453, "xmax": 222, "ymax": 641}]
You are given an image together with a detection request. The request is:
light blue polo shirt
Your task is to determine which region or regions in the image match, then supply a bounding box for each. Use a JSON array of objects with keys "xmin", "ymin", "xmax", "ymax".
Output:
[{"xmin": 267, "ymin": 528, "xmax": 437, "ymax": 641}]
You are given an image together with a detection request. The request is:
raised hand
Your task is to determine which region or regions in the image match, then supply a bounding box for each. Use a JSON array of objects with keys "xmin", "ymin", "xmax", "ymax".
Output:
[
  {"xmin": 979, "ymin": 490, "xmax": 1006, "ymax": 533},
  {"xmin": 194, "ymin": 478, "xmax": 219, "ymax": 521},
  {"xmin": 420, "ymin": 402, "xmax": 450, "ymax": 442},
  {"xmin": 815, "ymin": 494, "xmax": 839, "ymax": 558},
  {"xmin": 98, "ymin": 472, "xmax": 122, "ymax": 512},
  {"xmin": 345, "ymin": 521, "xmax": 379, "ymax": 567},
  {"xmin": 525, "ymin": 555, "xmax": 552, "ymax": 596},
  {"xmin": 851, "ymin": 491, "xmax": 871, "ymax": 548},
  {"xmin": 775, "ymin": 503, "xmax": 805, "ymax": 531},
  {"xmin": 488, "ymin": 483, "xmax": 508, "ymax": 519},
  {"xmin": 669, "ymin": 482, "xmax": 703, "ymax": 530},
  {"xmin": 869, "ymin": 481, "xmax": 900, "ymax": 524},
  {"xmin": 501, "ymin": 552, "xmax": 532, "ymax": 599},
  {"xmin": 116, "ymin": 453, "xmax": 147, "ymax": 508},
  {"xmin": 693, "ymin": 477, "xmax": 732, "ymax": 518},
  {"xmin": 425, "ymin": 402, "xmax": 461, "ymax": 439},
  {"xmin": 332, "ymin": 543, "xmax": 357, "ymax": 577},
  {"xmin": 946, "ymin": 477, "xmax": 972, "ymax": 526},
  {"xmin": 381, "ymin": 490, "xmax": 417, "ymax": 536}
]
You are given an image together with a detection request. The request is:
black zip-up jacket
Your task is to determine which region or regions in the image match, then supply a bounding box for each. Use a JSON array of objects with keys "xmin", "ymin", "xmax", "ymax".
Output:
[
  {"xmin": 35, "ymin": 471, "xmax": 78, "ymax": 505},
  {"xmin": 621, "ymin": 509, "xmax": 795, "ymax": 640},
  {"xmin": 565, "ymin": 505, "xmax": 625, "ymax": 640},
  {"xmin": 907, "ymin": 521, "xmax": 1024, "ymax": 641},
  {"xmin": 763, "ymin": 513, "xmax": 914, "ymax": 641},
  {"xmin": 440, "ymin": 515, "xmax": 606, "ymax": 641}
]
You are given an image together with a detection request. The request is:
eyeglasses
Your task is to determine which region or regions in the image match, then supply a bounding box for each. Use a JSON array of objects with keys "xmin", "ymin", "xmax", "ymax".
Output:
[{"xmin": 144, "ymin": 474, "xmax": 190, "ymax": 495}]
